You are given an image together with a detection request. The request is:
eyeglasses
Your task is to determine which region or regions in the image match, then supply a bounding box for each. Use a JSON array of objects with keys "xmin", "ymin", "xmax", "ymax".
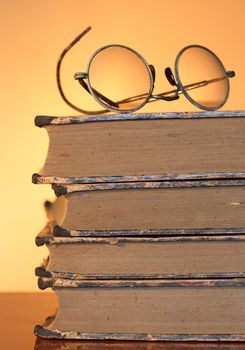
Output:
[{"xmin": 57, "ymin": 26, "xmax": 235, "ymax": 115}]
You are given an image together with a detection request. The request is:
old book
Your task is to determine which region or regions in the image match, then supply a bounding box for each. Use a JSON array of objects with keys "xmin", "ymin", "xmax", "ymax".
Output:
[
  {"xmin": 48, "ymin": 180, "xmax": 245, "ymax": 236},
  {"xmin": 33, "ymin": 111, "xmax": 245, "ymax": 184},
  {"xmin": 35, "ymin": 226, "xmax": 245, "ymax": 279},
  {"xmin": 35, "ymin": 278, "xmax": 245, "ymax": 341}
]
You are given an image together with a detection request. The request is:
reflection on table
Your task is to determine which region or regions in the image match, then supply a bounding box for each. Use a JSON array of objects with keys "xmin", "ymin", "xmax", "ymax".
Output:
[{"xmin": 35, "ymin": 337, "xmax": 245, "ymax": 350}]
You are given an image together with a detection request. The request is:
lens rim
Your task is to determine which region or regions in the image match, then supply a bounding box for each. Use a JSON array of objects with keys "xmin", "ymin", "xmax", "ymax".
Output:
[
  {"xmin": 86, "ymin": 44, "xmax": 154, "ymax": 113},
  {"xmin": 175, "ymin": 44, "xmax": 230, "ymax": 111}
]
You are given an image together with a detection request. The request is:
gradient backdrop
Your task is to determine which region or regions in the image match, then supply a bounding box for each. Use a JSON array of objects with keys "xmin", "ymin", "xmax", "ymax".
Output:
[{"xmin": 0, "ymin": 0, "xmax": 244, "ymax": 291}]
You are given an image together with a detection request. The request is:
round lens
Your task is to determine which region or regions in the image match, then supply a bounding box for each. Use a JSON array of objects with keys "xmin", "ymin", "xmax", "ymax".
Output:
[
  {"xmin": 88, "ymin": 45, "xmax": 153, "ymax": 112},
  {"xmin": 176, "ymin": 46, "xmax": 229, "ymax": 110}
]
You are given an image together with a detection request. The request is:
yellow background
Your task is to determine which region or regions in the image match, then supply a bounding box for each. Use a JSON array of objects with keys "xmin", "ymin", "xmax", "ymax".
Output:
[{"xmin": 0, "ymin": 0, "xmax": 244, "ymax": 291}]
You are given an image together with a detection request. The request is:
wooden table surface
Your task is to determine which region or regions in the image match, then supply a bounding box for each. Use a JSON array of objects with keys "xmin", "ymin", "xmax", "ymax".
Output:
[{"xmin": 1, "ymin": 292, "xmax": 245, "ymax": 350}]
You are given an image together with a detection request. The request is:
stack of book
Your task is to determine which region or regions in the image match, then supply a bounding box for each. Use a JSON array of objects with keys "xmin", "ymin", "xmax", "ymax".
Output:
[{"xmin": 34, "ymin": 110, "xmax": 245, "ymax": 341}]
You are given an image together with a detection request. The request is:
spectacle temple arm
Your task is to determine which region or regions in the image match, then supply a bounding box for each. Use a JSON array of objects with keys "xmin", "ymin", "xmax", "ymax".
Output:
[
  {"xmin": 56, "ymin": 26, "xmax": 108, "ymax": 115},
  {"xmin": 114, "ymin": 71, "xmax": 235, "ymax": 106},
  {"xmin": 74, "ymin": 73, "xmax": 119, "ymax": 108}
]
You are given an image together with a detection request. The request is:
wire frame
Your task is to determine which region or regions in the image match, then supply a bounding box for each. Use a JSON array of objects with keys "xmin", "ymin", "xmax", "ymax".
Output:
[
  {"xmin": 86, "ymin": 44, "xmax": 154, "ymax": 113},
  {"xmin": 174, "ymin": 45, "xmax": 230, "ymax": 111},
  {"xmin": 56, "ymin": 26, "xmax": 234, "ymax": 115}
]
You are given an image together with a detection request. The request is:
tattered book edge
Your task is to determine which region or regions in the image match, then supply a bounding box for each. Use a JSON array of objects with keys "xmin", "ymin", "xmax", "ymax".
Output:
[
  {"xmin": 35, "ymin": 265, "xmax": 245, "ymax": 281},
  {"xmin": 32, "ymin": 172, "xmax": 245, "ymax": 185},
  {"xmin": 34, "ymin": 110, "xmax": 245, "ymax": 127},
  {"xmin": 35, "ymin": 266, "xmax": 51, "ymax": 278},
  {"xmin": 36, "ymin": 224, "xmax": 245, "ymax": 244},
  {"xmin": 52, "ymin": 179, "xmax": 245, "ymax": 196},
  {"xmin": 34, "ymin": 323, "xmax": 245, "ymax": 342},
  {"xmin": 36, "ymin": 222, "xmax": 58, "ymax": 246},
  {"xmin": 37, "ymin": 277, "xmax": 245, "ymax": 290}
]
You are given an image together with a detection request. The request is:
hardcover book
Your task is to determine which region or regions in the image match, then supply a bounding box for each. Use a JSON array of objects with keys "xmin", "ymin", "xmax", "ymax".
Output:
[
  {"xmin": 35, "ymin": 278, "xmax": 245, "ymax": 341},
  {"xmin": 36, "ymin": 225, "xmax": 245, "ymax": 280},
  {"xmin": 49, "ymin": 180, "xmax": 245, "ymax": 235},
  {"xmin": 33, "ymin": 111, "xmax": 245, "ymax": 184}
]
